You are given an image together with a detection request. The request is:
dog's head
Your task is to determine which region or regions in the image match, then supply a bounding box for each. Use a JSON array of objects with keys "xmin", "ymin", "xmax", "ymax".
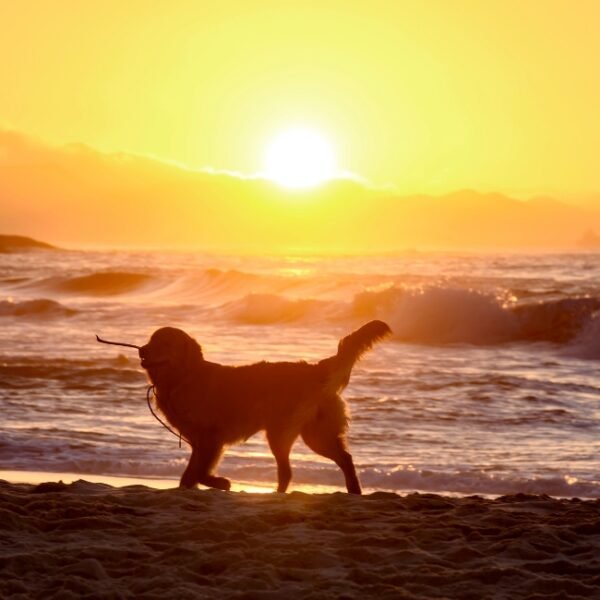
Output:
[{"xmin": 139, "ymin": 327, "xmax": 203, "ymax": 380}]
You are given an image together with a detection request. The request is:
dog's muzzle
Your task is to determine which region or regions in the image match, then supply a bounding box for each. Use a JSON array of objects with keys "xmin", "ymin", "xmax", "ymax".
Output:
[{"xmin": 139, "ymin": 347, "xmax": 168, "ymax": 369}]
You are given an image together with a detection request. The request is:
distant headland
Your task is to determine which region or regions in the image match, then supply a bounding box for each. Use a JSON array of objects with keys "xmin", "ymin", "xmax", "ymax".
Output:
[{"xmin": 0, "ymin": 235, "xmax": 58, "ymax": 253}]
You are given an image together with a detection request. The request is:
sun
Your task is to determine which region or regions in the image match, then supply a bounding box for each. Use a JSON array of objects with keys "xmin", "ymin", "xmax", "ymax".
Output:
[{"xmin": 263, "ymin": 127, "xmax": 337, "ymax": 189}]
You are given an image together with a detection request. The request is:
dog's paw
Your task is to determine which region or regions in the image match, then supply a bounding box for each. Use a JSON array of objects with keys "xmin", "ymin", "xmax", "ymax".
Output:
[
  {"xmin": 200, "ymin": 475, "xmax": 231, "ymax": 491},
  {"xmin": 178, "ymin": 480, "xmax": 198, "ymax": 490},
  {"xmin": 211, "ymin": 476, "xmax": 231, "ymax": 491}
]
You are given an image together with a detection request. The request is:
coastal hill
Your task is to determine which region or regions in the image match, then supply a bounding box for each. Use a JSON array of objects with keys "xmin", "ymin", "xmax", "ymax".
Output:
[
  {"xmin": 0, "ymin": 234, "xmax": 57, "ymax": 253},
  {"xmin": 2, "ymin": 130, "xmax": 600, "ymax": 251}
]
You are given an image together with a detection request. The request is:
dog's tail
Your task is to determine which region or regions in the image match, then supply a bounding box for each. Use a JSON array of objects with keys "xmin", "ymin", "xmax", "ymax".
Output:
[{"xmin": 323, "ymin": 320, "xmax": 392, "ymax": 393}]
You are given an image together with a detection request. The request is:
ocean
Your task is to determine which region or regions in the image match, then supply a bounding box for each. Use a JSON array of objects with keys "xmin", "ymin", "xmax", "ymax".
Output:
[{"xmin": 1, "ymin": 248, "xmax": 599, "ymax": 497}]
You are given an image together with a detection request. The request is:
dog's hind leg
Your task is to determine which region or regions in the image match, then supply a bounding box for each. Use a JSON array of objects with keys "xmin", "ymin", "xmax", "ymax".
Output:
[
  {"xmin": 302, "ymin": 426, "xmax": 361, "ymax": 494},
  {"xmin": 180, "ymin": 438, "xmax": 230, "ymax": 491},
  {"xmin": 267, "ymin": 430, "xmax": 297, "ymax": 493},
  {"xmin": 301, "ymin": 398, "xmax": 362, "ymax": 494}
]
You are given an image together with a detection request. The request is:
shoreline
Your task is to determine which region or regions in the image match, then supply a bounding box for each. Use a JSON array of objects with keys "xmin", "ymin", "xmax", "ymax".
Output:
[
  {"xmin": 1, "ymin": 477, "xmax": 599, "ymax": 599},
  {"xmin": 3, "ymin": 469, "xmax": 598, "ymax": 500},
  {"xmin": 0, "ymin": 469, "xmax": 342, "ymax": 495}
]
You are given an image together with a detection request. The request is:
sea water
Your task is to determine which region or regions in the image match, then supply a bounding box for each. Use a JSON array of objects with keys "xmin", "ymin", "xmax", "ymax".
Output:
[{"xmin": 1, "ymin": 248, "xmax": 599, "ymax": 496}]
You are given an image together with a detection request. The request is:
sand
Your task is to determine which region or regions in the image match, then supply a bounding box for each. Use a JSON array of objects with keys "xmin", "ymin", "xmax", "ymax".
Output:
[{"xmin": 1, "ymin": 480, "xmax": 599, "ymax": 600}]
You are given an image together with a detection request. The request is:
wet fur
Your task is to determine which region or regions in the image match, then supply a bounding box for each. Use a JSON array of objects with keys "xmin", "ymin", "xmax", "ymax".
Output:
[{"xmin": 140, "ymin": 320, "xmax": 391, "ymax": 494}]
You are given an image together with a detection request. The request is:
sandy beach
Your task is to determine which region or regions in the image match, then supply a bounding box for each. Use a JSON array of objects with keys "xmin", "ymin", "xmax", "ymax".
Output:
[{"xmin": 1, "ymin": 479, "xmax": 599, "ymax": 599}]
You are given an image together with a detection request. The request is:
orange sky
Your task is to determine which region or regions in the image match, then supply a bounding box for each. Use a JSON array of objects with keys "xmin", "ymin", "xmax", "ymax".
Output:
[
  {"xmin": 1, "ymin": 2, "xmax": 600, "ymax": 251},
  {"xmin": 2, "ymin": 130, "xmax": 599, "ymax": 251},
  {"xmin": 1, "ymin": 0, "xmax": 599, "ymax": 197}
]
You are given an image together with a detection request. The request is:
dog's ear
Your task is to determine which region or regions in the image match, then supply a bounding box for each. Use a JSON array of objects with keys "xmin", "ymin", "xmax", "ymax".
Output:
[{"xmin": 183, "ymin": 335, "xmax": 203, "ymax": 368}]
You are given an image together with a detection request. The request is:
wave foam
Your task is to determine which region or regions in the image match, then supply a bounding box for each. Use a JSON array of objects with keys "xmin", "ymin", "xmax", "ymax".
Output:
[
  {"xmin": 3, "ymin": 427, "xmax": 597, "ymax": 498},
  {"xmin": 361, "ymin": 465, "xmax": 600, "ymax": 498},
  {"xmin": 17, "ymin": 458, "xmax": 596, "ymax": 498},
  {"xmin": 562, "ymin": 313, "xmax": 600, "ymax": 359}
]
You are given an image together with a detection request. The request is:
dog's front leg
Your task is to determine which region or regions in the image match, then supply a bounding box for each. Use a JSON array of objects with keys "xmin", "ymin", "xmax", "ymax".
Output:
[{"xmin": 179, "ymin": 437, "xmax": 230, "ymax": 491}]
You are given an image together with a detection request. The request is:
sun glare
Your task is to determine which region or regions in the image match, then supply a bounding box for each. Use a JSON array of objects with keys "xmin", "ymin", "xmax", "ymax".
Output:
[{"xmin": 263, "ymin": 128, "xmax": 337, "ymax": 189}]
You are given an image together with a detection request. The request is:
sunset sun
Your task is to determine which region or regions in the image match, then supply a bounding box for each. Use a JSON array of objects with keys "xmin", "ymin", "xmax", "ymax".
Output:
[{"xmin": 263, "ymin": 127, "xmax": 337, "ymax": 189}]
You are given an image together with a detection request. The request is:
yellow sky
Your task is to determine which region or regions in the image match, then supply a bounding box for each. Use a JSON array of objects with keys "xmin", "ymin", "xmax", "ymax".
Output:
[{"xmin": 1, "ymin": 0, "xmax": 599, "ymax": 197}]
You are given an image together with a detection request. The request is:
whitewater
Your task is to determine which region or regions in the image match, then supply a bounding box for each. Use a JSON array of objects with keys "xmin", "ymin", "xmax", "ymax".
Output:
[{"xmin": 1, "ymin": 248, "xmax": 599, "ymax": 497}]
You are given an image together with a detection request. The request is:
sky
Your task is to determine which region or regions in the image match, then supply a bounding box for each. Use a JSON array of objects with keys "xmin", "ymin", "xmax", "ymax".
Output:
[
  {"xmin": 1, "ymin": 0, "xmax": 599, "ymax": 198},
  {"xmin": 1, "ymin": 1, "xmax": 600, "ymax": 251},
  {"xmin": 2, "ymin": 129, "xmax": 599, "ymax": 251}
]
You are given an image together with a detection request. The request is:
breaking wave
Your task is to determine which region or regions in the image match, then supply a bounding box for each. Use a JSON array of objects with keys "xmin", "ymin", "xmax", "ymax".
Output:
[
  {"xmin": 218, "ymin": 284, "xmax": 600, "ymax": 352},
  {"xmin": 0, "ymin": 298, "xmax": 77, "ymax": 318},
  {"xmin": 6, "ymin": 262, "xmax": 600, "ymax": 352},
  {"xmin": 46, "ymin": 271, "xmax": 153, "ymax": 295},
  {"xmin": 352, "ymin": 286, "xmax": 600, "ymax": 348},
  {"xmin": 224, "ymin": 293, "xmax": 331, "ymax": 324}
]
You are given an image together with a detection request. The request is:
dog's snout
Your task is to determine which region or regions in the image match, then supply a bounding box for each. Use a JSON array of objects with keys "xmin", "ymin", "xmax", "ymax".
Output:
[{"xmin": 139, "ymin": 346, "xmax": 147, "ymax": 359}]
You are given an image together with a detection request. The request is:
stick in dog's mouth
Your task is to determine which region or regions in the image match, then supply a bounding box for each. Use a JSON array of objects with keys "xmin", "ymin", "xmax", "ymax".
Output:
[{"xmin": 96, "ymin": 335, "xmax": 141, "ymax": 350}]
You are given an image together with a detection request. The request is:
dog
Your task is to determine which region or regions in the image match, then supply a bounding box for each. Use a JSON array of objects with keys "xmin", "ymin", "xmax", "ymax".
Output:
[{"xmin": 139, "ymin": 320, "xmax": 391, "ymax": 494}]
